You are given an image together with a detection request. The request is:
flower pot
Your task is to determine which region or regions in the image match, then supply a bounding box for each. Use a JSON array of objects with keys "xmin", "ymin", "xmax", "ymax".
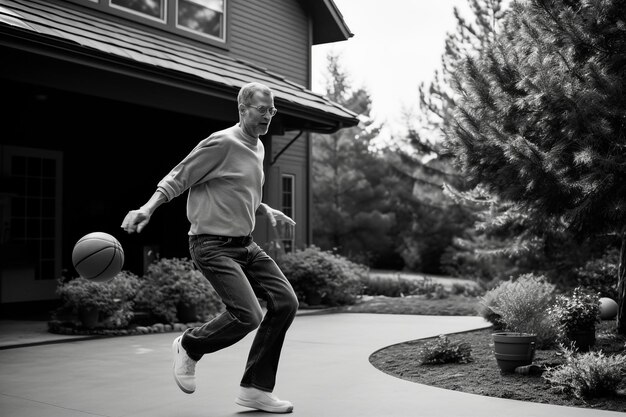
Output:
[
  {"xmin": 79, "ymin": 306, "xmax": 99, "ymax": 329},
  {"xmin": 567, "ymin": 327, "xmax": 596, "ymax": 352},
  {"xmin": 492, "ymin": 332, "xmax": 536, "ymax": 373}
]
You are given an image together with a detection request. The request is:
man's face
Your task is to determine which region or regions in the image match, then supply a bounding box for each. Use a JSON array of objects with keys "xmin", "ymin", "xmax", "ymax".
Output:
[{"xmin": 240, "ymin": 91, "xmax": 276, "ymax": 138}]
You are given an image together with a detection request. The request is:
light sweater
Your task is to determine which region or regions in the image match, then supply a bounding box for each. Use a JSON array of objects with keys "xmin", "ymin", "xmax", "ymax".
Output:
[{"xmin": 157, "ymin": 124, "xmax": 265, "ymax": 236}]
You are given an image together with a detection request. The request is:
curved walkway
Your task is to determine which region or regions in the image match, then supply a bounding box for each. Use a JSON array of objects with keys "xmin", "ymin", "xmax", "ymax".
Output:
[{"xmin": 0, "ymin": 313, "xmax": 622, "ymax": 416}]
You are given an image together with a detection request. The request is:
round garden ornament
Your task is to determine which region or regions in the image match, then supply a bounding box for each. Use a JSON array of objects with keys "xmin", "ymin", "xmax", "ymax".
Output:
[{"xmin": 599, "ymin": 297, "xmax": 618, "ymax": 320}]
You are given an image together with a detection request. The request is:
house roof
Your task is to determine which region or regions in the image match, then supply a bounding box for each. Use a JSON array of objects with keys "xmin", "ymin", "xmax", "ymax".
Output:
[
  {"xmin": 298, "ymin": 0, "xmax": 354, "ymax": 45},
  {"xmin": 0, "ymin": 0, "xmax": 359, "ymax": 133}
]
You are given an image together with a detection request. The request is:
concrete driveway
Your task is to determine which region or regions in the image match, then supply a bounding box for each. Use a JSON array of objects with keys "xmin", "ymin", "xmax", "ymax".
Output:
[{"xmin": 1, "ymin": 313, "xmax": 622, "ymax": 417}]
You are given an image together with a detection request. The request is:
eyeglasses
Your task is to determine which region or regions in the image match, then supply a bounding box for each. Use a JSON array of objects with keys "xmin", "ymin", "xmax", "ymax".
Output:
[{"xmin": 245, "ymin": 104, "xmax": 278, "ymax": 116}]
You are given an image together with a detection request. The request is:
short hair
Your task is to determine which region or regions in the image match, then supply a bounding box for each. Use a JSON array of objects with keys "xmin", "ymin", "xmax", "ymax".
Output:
[{"xmin": 237, "ymin": 82, "xmax": 273, "ymax": 105}]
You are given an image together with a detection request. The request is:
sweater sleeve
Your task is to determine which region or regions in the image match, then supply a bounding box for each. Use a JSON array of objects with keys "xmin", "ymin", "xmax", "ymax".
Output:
[{"xmin": 157, "ymin": 137, "xmax": 226, "ymax": 201}]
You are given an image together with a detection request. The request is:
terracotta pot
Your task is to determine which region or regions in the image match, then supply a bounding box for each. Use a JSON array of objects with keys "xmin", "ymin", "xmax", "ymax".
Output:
[
  {"xmin": 492, "ymin": 332, "xmax": 536, "ymax": 373},
  {"xmin": 567, "ymin": 327, "xmax": 596, "ymax": 352}
]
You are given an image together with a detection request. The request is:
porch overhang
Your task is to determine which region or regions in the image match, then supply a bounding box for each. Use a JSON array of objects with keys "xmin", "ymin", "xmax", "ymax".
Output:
[{"xmin": 0, "ymin": 0, "xmax": 359, "ymax": 133}]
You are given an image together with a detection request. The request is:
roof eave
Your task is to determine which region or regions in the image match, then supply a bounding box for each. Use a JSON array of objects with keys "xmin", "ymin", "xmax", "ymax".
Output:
[{"xmin": 298, "ymin": 0, "xmax": 354, "ymax": 45}]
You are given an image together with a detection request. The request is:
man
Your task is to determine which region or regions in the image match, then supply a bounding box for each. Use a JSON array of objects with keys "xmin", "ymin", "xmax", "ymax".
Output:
[{"xmin": 121, "ymin": 82, "xmax": 299, "ymax": 414}]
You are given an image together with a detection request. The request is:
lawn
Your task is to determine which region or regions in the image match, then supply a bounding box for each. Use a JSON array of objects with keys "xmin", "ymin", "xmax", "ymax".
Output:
[{"xmin": 336, "ymin": 294, "xmax": 626, "ymax": 412}]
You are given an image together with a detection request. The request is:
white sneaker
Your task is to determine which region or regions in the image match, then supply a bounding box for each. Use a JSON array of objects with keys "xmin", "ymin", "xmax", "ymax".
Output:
[
  {"xmin": 235, "ymin": 386, "xmax": 293, "ymax": 413},
  {"xmin": 172, "ymin": 335, "xmax": 196, "ymax": 394}
]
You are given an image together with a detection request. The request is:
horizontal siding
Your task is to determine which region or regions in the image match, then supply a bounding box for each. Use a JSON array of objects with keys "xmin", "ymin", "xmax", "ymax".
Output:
[
  {"xmin": 270, "ymin": 132, "xmax": 309, "ymax": 250},
  {"xmin": 228, "ymin": 0, "xmax": 309, "ymax": 87},
  {"xmin": 271, "ymin": 131, "xmax": 307, "ymax": 167}
]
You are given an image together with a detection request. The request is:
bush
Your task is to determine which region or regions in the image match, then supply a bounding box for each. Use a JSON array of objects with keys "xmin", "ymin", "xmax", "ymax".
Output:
[
  {"xmin": 411, "ymin": 277, "xmax": 448, "ymax": 299},
  {"xmin": 279, "ymin": 245, "xmax": 366, "ymax": 306},
  {"xmin": 135, "ymin": 257, "xmax": 224, "ymax": 323},
  {"xmin": 547, "ymin": 287, "xmax": 601, "ymax": 340},
  {"xmin": 543, "ymin": 348, "xmax": 626, "ymax": 399},
  {"xmin": 450, "ymin": 282, "xmax": 483, "ymax": 297},
  {"xmin": 417, "ymin": 334, "xmax": 473, "ymax": 365},
  {"xmin": 480, "ymin": 273, "xmax": 559, "ymax": 348},
  {"xmin": 476, "ymin": 278, "xmax": 516, "ymax": 330},
  {"xmin": 55, "ymin": 271, "xmax": 141, "ymax": 329},
  {"xmin": 361, "ymin": 274, "xmax": 422, "ymax": 297}
]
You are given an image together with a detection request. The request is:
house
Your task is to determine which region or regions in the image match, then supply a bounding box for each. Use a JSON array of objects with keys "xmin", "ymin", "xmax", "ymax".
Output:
[{"xmin": 0, "ymin": 0, "xmax": 358, "ymax": 316}]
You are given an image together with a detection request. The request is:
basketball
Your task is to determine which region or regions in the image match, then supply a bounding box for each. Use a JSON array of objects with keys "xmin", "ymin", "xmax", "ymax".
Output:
[
  {"xmin": 599, "ymin": 297, "xmax": 618, "ymax": 320},
  {"xmin": 72, "ymin": 232, "xmax": 124, "ymax": 282}
]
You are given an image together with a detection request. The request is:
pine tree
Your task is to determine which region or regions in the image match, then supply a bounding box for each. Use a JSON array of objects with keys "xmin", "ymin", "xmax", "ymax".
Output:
[
  {"xmin": 446, "ymin": 0, "xmax": 626, "ymax": 332},
  {"xmin": 388, "ymin": 0, "xmax": 508, "ymax": 273},
  {"xmin": 312, "ymin": 53, "xmax": 400, "ymax": 267}
]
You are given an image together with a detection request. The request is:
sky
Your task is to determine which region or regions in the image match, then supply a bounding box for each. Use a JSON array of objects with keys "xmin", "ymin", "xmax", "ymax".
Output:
[{"xmin": 311, "ymin": 0, "xmax": 474, "ymax": 141}]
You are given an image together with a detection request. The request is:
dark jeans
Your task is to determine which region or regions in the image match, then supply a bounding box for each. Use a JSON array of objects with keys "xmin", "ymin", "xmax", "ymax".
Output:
[{"xmin": 182, "ymin": 234, "xmax": 299, "ymax": 392}]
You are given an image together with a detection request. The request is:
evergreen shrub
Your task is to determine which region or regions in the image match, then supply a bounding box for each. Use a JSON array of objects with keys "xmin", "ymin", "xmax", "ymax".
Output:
[
  {"xmin": 547, "ymin": 287, "xmax": 601, "ymax": 341},
  {"xmin": 543, "ymin": 348, "xmax": 626, "ymax": 399},
  {"xmin": 134, "ymin": 257, "xmax": 224, "ymax": 323},
  {"xmin": 279, "ymin": 245, "xmax": 366, "ymax": 306},
  {"xmin": 55, "ymin": 270, "xmax": 141, "ymax": 329},
  {"xmin": 480, "ymin": 273, "xmax": 559, "ymax": 348}
]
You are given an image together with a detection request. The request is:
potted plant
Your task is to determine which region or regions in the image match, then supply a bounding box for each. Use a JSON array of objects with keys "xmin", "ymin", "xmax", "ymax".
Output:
[
  {"xmin": 547, "ymin": 286, "xmax": 601, "ymax": 351},
  {"xmin": 55, "ymin": 271, "xmax": 140, "ymax": 329},
  {"xmin": 134, "ymin": 257, "xmax": 224, "ymax": 323},
  {"xmin": 485, "ymin": 273, "xmax": 555, "ymax": 372}
]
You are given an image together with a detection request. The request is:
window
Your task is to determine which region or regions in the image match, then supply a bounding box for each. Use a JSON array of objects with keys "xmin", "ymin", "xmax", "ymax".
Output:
[
  {"xmin": 177, "ymin": 0, "xmax": 225, "ymax": 39},
  {"xmin": 111, "ymin": 0, "xmax": 165, "ymax": 21},
  {"xmin": 3, "ymin": 147, "xmax": 63, "ymax": 281},
  {"xmin": 279, "ymin": 174, "xmax": 295, "ymax": 253},
  {"xmin": 70, "ymin": 0, "xmax": 227, "ymax": 44}
]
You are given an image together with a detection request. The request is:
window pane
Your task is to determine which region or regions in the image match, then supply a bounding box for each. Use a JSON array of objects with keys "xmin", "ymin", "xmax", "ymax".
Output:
[
  {"xmin": 42, "ymin": 178, "xmax": 55, "ymax": 198},
  {"xmin": 12, "ymin": 156, "xmax": 26, "ymax": 176},
  {"xmin": 111, "ymin": 0, "xmax": 165, "ymax": 19},
  {"xmin": 184, "ymin": 0, "xmax": 223, "ymax": 11},
  {"xmin": 26, "ymin": 157, "xmax": 42, "ymax": 177},
  {"xmin": 27, "ymin": 219, "xmax": 41, "ymax": 239},
  {"xmin": 26, "ymin": 198, "xmax": 41, "ymax": 217},
  {"xmin": 42, "ymin": 158, "xmax": 56, "ymax": 177},
  {"xmin": 178, "ymin": 0, "xmax": 224, "ymax": 38},
  {"xmin": 11, "ymin": 218, "xmax": 25, "ymax": 239},
  {"xmin": 42, "ymin": 219, "xmax": 55, "ymax": 237},
  {"xmin": 27, "ymin": 177, "xmax": 41, "ymax": 196},
  {"xmin": 42, "ymin": 198, "xmax": 55, "ymax": 217},
  {"xmin": 12, "ymin": 197, "xmax": 26, "ymax": 215}
]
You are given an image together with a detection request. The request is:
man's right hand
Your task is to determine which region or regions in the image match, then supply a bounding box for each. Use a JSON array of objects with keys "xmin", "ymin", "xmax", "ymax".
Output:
[{"xmin": 121, "ymin": 208, "xmax": 151, "ymax": 234}]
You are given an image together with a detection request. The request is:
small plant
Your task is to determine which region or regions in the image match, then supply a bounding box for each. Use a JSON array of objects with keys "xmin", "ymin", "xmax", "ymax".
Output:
[
  {"xmin": 542, "ymin": 347, "xmax": 626, "ymax": 399},
  {"xmin": 278, "ymin": 245, "xmax": 366, "ymax": 306},
  {"xmin": 55, "ymin": 271, "xmax": 141, "ymax": 328},
  {"xmin": 417, "ymin": 334, "xmax": 473, "ymax": 365},
  {"xmin": 482, "ymin": 273, "xmax": 558, "ymax": 348},
  {"xmin": 547, "ymin": 286, "xmax": 601, "ymax": 340},
  {"xmin": 134, "ymin": 257, "xmax": 224, "ymax": 323}
]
